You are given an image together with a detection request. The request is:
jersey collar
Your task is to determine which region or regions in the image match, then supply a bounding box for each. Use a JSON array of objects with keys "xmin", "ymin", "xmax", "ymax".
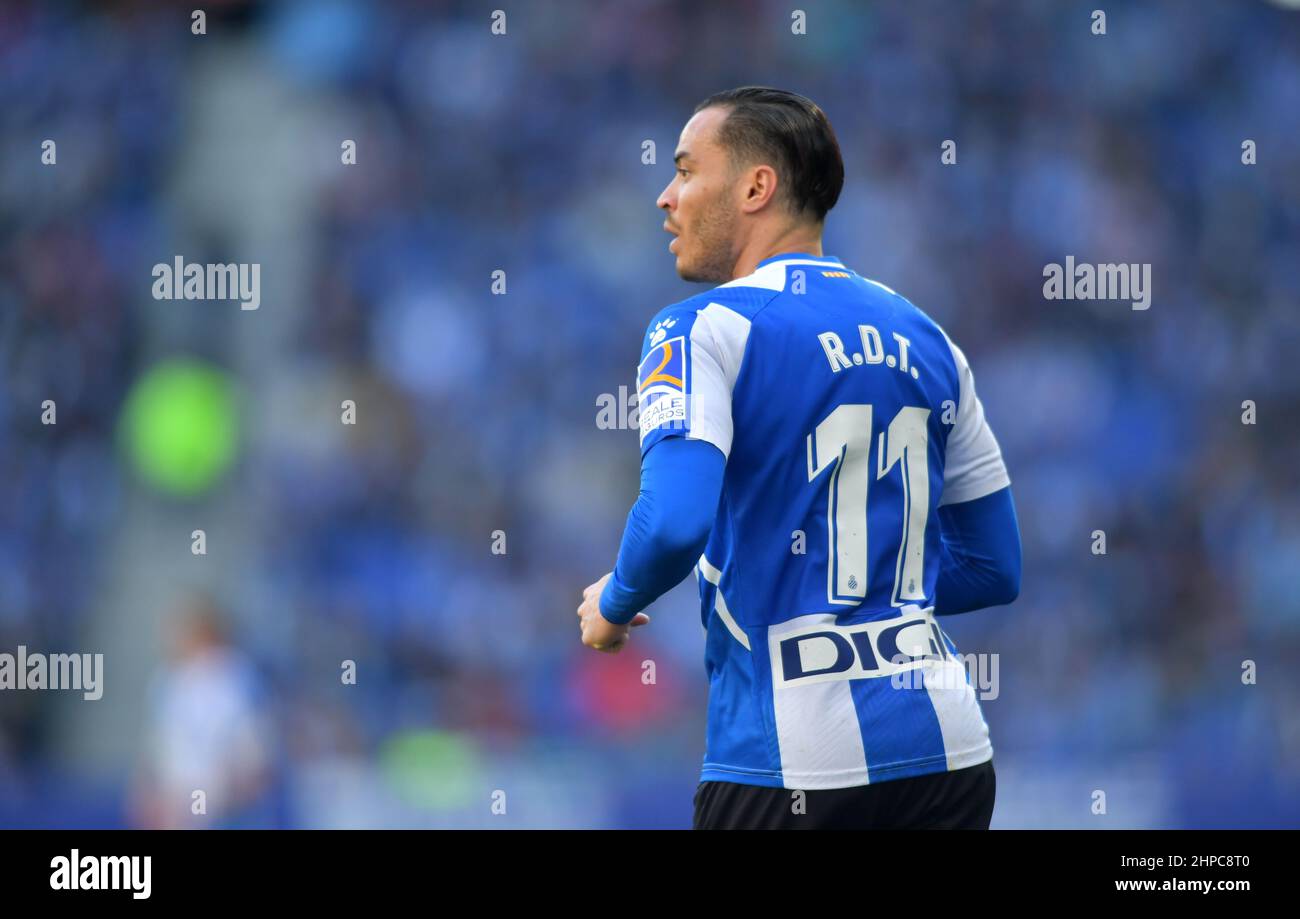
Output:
[{"xmin": 756, "ymin": 252, "xmax": 844, "ymax": 268}]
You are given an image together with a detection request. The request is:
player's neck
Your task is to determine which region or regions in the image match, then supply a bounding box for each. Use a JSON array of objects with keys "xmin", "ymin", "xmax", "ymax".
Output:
[{"xmin": 732, "ymin": 230, "xmax": 824, "ymax": 280}]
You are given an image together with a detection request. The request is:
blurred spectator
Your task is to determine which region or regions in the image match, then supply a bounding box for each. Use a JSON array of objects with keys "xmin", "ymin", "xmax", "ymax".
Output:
[{"xmin": 129, "ymin": 595, "xmax": 274, "ymax": 829}]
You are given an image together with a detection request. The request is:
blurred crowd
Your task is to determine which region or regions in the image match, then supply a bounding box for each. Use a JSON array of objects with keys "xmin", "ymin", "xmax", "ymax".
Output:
[{"xmin": 1, "ymin": 0, "xmax": 1298, "ymax": 828}]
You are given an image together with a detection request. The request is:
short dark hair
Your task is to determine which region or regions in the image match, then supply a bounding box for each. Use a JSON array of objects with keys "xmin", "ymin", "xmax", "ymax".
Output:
[{"xmin": 694, "ymin": 86, "xmax": 844, "ymax": 224}]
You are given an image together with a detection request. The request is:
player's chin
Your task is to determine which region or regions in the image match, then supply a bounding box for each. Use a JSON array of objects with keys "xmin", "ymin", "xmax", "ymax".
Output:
[{"xmin": 678, "ymin": 263, "xmax": 710, "ymax": 283}]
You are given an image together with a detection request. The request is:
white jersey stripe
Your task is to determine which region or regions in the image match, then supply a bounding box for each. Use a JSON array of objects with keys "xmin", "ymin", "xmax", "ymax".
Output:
[
  {"xmin": 698, "ymin": 554, "xmax": 751, "ymax": 650},
  {"xmin": 766, "ymin": 613, "xmax": 870, "ymax": 788}
]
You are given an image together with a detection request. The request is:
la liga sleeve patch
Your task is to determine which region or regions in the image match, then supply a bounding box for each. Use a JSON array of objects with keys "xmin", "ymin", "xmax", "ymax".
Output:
[{"xmin": 637, "ymin": 334, "xmax": 688, "ymax": 441}]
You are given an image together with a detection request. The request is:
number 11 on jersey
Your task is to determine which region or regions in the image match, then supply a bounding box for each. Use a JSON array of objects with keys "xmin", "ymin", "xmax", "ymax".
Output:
[{"xmin": 806, "ymin": 403, "xmax": 931, "ymax": 608}]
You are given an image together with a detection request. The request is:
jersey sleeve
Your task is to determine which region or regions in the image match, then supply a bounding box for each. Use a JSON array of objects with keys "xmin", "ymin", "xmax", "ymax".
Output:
[
  {"xmin": 939, "ymin": 333, "xmax": 1011, "ymax": 506},
  {"xmin": 636, "ymin": 302, "xmax": 739, "ymax": 460}
]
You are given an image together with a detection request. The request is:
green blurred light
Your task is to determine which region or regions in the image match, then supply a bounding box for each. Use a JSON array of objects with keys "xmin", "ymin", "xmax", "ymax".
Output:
[
  {"xmin": 379, "ymin": 730, "xmax": 481, "ymax": 811},
  {"xmin": 119, "ymin": 359, "xmax": 239, "ymax": 497}
]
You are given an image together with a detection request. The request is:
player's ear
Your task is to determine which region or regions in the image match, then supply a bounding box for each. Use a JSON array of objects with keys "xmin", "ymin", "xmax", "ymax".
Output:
[{"xmin": 743, "ymin": 164, "xmax": 777, "ymax": 211}]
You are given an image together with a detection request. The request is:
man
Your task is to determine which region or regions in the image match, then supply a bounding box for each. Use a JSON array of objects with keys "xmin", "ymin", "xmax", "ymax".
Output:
[
  {"xmin": 131, "ymin": 595, "xmax": 275, "ymax": 829},
  {"xmin": 576, "ymin": 87, "xmax": 1021, "ymax": 830}
]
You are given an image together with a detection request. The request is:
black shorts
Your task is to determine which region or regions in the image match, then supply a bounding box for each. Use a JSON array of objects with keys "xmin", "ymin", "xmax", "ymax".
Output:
[{"xmin": 693, "ymin": 759, "xmax": 996, "ymax": 830}]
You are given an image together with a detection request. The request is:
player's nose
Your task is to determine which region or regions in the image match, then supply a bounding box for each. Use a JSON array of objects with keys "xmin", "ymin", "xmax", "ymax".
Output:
[{"xmin": 657, "ymin": 181, "xmax": 675, "ymax": 211}]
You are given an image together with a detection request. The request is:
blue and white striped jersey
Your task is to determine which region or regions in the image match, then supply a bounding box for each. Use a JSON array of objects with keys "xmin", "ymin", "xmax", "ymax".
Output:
[{"xmin": 635, "ymin": 252, "xmax": 1011, "ymax": 789}]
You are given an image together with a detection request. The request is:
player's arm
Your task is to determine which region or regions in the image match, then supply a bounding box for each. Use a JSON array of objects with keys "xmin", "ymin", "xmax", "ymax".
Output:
[
  {"xmin": 935, "ymin": 331, "xmax": 1019, "ymax": 615},
  {"xmin": 933, "ymin": 485, "xmax": 1021, "ymax": 615},
  {"xmin": 597, "ymin": 302, "xmax": 739, "ymax": 625},
  {"xmin": 598, "ymin": 437, "xmax": 725, "ymax": 624}
]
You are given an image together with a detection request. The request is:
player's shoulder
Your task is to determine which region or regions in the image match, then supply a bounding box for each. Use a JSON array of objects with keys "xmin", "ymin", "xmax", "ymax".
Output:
[
  {"xmin": 826, "ymin": 268, "xmax": 968, "ymax": 386},
  {"xmin": 640, "ymin": 285, "xmax": 771, "ymax": 355},
  {"xmin": 867, "ymin": 282, "xmax": 976, "ymax": 393},
  {"xmin": 830, "ymin": 266, "xmax": 934, "ymax": 325},
  {"xmin": 844, "ymin": 270, "xmax": 954, "ymax": 343}
]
